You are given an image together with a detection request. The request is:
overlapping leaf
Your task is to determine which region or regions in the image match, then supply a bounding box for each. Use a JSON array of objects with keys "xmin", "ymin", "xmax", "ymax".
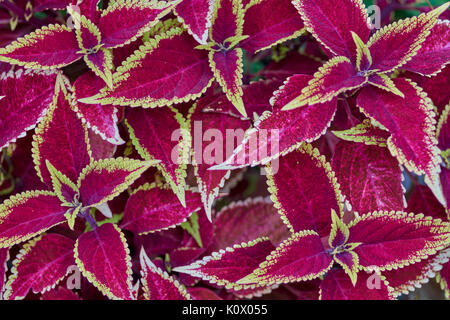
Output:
[
  {"xmin": 81, "ymin": 27, "xmax": 213, "ymax": 107},
  {"xmin": 213, "ymin": 75, "xmax": 338, "ymax": 169},
  {"xmin": 121, "ymin": 184, "xmax": 202, "ymax": 234},
  {"xmin": 140, "ymin": 249, "xmax": 190, "ymax": 300},
  {"xmin": 126, "ymin": 106, "xmax": 189, "ymax": 205}
]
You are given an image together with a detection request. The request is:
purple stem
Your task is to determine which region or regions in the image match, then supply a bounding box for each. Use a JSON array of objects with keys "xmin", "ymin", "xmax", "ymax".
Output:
[{"xmin": 83, "ymin": 208, "xmax": 98, "ymax": 230}]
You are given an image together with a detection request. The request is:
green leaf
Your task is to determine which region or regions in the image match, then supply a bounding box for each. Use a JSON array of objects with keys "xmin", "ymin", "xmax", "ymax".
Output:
[{"xmin": 180, "ymin": 212, "xmax": 202, "ymax": 247}]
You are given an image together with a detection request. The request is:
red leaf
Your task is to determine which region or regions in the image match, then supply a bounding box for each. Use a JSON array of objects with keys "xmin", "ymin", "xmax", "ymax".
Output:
[
  {"xmin": 73, "ymin": 72, "xmax": 123, "ymax": 145},
  {"xmin": 214, "ymin": 74, "xmax": 337, "ymax": 169},
  {"xmin": 237, "ymin": 231, "xmax": 333, "ymax": 286},
  {"xmin": 0, "ymin": 68, "xmax": 57, "ymax": 150},
  {"xmin": 174, "ymin": 237, "xmax": 275, "ymax": 290},
  {"xmin": 406, "ymin": 185, "xmax": 447, "ymax": 220},
  {"xmin": 332, "ymin": 141, "xmax": 404, "ymax": 214},
  {"xmin": 0, "ymin": 191, "xmax": 67, "ymax": 248},
  {"xmin": 125, "ymin": 107, "xmax": 189, "ymax": 205},
  {"xmin": 98, "ymin": 0, "xmax": 178, "ymax": 48},
  {"xmin": 4, "ymin": 233, "xmax": 74, "ymax": 300},
  {"xmin": 293, "ymin": 0, "xmax": 370, "ymax": 62},
  {"xmin": 210, "ymin": 197, "xmax": 289, "ymax": 252},
  {"xmin": 0, "ymin": 24, "xmax": 81, "ymax": 69},
  {"xmin": 175, "ymin": 0, "xmax": 215, "ymax": 44},
  {"xmin": 384, "ymin": 249, "xmax": 449, "ymax": 297},
  {"xmin": 121, "ymin": 185, "xmax": 202, "ymax": 234},
  {"xmin": 41, "ymin": 286, "xmax": 81, "ymax": 300},
  {"xmin": 189, "ymin": 101, "xmax": 250, "ymax": 220},
  {"xmin": 140, "ymin": 249, "xmax": 190, "ymax": 300},
  {"xmin": 81, "ymin": 28, "xmax": 213, "ymax": 107},
  {"xmin": 209, "ymin": 48, "xmax": 245, "ymax": 116},
  {"xmin": 266, "ymin": 144, "xmax": 343, "ymax": 237},
  {"xmin": 32, "ymin": 78, "xmax": 92, "ymax": 186},
  {"xmin": 357, "ymin": 78, "xmax": 440, "ymax": 183},
  {"xmin": 77, "ymin": 158, "xmax": 153, "ymax": 208},
  {"xmin": 403, "ymin": 20, "xmax": 450, "ymax": 76},
  {"xmin": 348, "ymin": 211, "xmax": 450, "ymax": 271},
  {"xmin": 210, "ymin": 0, "xmax": 243, "ymax": 44},
  {"xmin": 367, "ymin": 5, "xmax": 448, "ymax": 73},
  {"xmin": 320, "ymin": 269, "xmax": 394, "ymax": 300},
  {"xmin": 240, "ymin": 0, "xmax": 304, "ymax": 53},
  {"xmin": 281, "ymin": 57, "xmax": 367, "ymax": 110},
  {"xmin": 75, "ymin": 223, "xmax": 133, "ymax": 300}
]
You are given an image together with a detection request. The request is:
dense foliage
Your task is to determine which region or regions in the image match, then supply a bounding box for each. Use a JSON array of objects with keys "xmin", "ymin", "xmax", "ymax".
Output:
[{"xmin": 0, "ymin": 0, "xmax": 449, "ymax": 300}]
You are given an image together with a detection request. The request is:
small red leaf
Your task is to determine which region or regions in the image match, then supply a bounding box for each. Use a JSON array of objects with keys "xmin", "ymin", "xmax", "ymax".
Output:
[{"xmin": 140, "ymin": 249, "xmax": 190, "ymax": 300}]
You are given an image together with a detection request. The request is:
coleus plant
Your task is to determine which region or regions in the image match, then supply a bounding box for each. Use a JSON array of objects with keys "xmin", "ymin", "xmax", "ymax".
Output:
[
  {"xmin": 79, "ymin": 0, "xmax": 305, "ymax": 117},
  {"xmin": 214, "ymin": 0, "xmax": 450, "ymax": 204},
  {"xmin": 175, "ymin": 144, "xmax": 450, "ymax": 299},
  {"xmin": 0, "ymin": 0, "xmax": 180, "ymax": 86},
  {"xmin": 0, "ymin": 0, "xmax": 449, "ymax": 301}
]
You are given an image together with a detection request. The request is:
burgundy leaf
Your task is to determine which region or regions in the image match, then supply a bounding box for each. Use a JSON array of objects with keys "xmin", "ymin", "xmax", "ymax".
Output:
[
  {"xmin": 81, "ymin": 28, "xmax": 213, "ymax": 107},
  {"xmin": 4, "ymin": 233, "xmax": 74, "ymax": 300},
  {"xmin": 75, "ymin": 223, "xmax": 133, "ymax": 300},
  {"xmin": 383, "ymin": 249, "xmax": 450, "ymax": 297},
  {"xmin": 175, "ymin": 0, "xmax": 215, "ymax": 44},
  {"xmin": 237, "ymin": 231, "xmax": 333, "ymax": 286},
  {"xmin": 126, "ymin": 107, "xmax": 189, "ymax": 205},
  {"xmin": 189, "ymin": 102, "xmax": 250, "ymax": 220},
  {"xmin": 403, "ymin": 20, "xmax": 450, "ymax": 76},
  {"xmin": 0, "ymin": 24, "xmax": 81, "ymax": 68},
  {"xmin": 140, "ymin": 248, "xmax": 190, "ymax": 300},
  {"xmin": 77, "ymin": 158, "xmax": 154, "ymax": 208},
  {"xmin": 320, "ymin": 269, "xmax": 394, "ymax": 300},
  {"xmin": 266, "ymin": 144, "xmax": 343, "ymax": 237},
  {"xmin": 73, "ymin": 71, "xmax": 123, "ymax": 145},
  {"xmin": 293, "ymin": 0, "xmax": 370, "ymax": 62},
  {"xmin": 406, "ymin": 185, "xmax": 447, "ymax": 220},
  {"xmin": 348, "ymin": 211, "xmax": 450, "ymax": 271},
  {"xmin": 281, "ymin": 57, "xmax": 367, "ymax": 110},
  {"xmin": 0, "ymin": 68, "xmax": 57, "ymax": 150},
  {"xmin": 174, "ymin": 237, "xmax": 275, "ymax": 291},
  {"xmin": 0, "ymin": 191, "xmax": 67, "ymax": 248},
  {"xmin": 332, "ymin": 141, "xmax": 404, "ymax": 213},
  {"xmin": 367, "ymin": 5, "xmax": 448, "ymax": 73},
  {"xmin": 357, "ymin": 78, "xmax": 440, "ymax": 184},
  {"xmin": 121, "ymin": 185, "xmax": 202, "ymax": 234},
  {"xmin": 41, "ymin": 286, "xmax": 81, "ymax": 300},
  {"xmin": 240, "ymin": 0, "xmax": 305, "ymax": 53},
  {"xmin": 99, "ymin": 0, "xmax": 178, "ymax": 49},
  {"xmin": 210, "ymin": 197, "xmax": 289, "ymax": 251},
  {"xmin": 32, "ymin": 78, "xmax": 92, "ymax": 186},
  {"xmin": 213, "ymin": 74, "xmax": 338, "ymax": 169},
  {"xmin": 210, "ymin": 0, "xmax": 243, "ymax": 44},
  {"xmin": 209, "ymin": 48, "xmax": 245, "ymax": 117}
]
